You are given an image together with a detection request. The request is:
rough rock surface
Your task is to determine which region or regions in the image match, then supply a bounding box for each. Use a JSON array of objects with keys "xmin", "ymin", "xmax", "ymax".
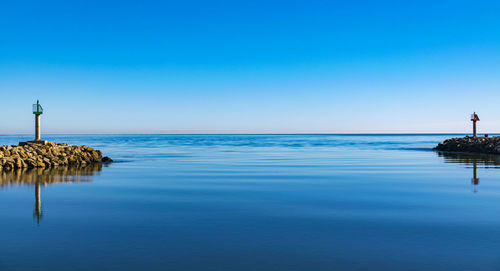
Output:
[
  {"xmin": 434, "ymin": 136, "xmax": 500, "ymax": 154},
  {"xmin": 0, "ymin": 141, "xmax": 111, "ymax": 171}
]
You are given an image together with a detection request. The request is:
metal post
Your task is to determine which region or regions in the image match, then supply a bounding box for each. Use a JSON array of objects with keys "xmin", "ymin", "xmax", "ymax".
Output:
[
  {"xmin": 473, "ymin": 121, "xmax": 477, "ymax": 138},
  {"xmin": 35, "ymin": 114, "xmax": 41, "ymax": 141}
]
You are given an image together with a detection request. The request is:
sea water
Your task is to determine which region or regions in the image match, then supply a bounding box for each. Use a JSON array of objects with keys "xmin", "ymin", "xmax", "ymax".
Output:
[{"xmin": 1, "ymin": 134, "xmax": 500, "ymax": 271}]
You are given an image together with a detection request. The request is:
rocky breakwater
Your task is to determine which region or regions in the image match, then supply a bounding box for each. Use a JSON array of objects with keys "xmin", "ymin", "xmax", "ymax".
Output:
[
  {"xmin": 434, "ymin": 136, "xmax": 500, "ymax": 154},
  {"xmin": 0, "ymin": 141, "xmax": 112, "ymax": 171}
]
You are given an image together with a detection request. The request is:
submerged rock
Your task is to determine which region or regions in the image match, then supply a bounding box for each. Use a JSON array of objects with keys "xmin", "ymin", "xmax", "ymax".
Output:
[
  {"xmin": 0, "ymin": 141, "xmax": 112, "ymax": 171},
  {"xmin": 102, "ymin": 156, "xmax": 113, "ymax": 163},
  {"xmin": 434, "ymin": 136, "xmax": 500, "ymax": 154}
]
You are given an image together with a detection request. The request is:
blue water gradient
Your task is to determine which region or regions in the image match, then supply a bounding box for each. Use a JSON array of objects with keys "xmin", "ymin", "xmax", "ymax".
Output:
[{"xmin": 1, "ymin": 134, "xmax": 500, "ymax": 271}]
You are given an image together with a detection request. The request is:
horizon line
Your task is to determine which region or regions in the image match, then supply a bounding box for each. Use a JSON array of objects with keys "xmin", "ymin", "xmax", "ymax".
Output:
[{"xmin": 0, "ymin": 133, "xmax": 488, "ymax": 136}]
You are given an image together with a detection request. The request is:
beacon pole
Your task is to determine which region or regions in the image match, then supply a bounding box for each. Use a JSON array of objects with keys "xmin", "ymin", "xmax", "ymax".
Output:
[
  {"xmin": 33, "ymin": 100, "xmax": 43, "ymax": 141},
  {"xmin": 471, "ymin": 112, "xmax": 479, "ymax": 138}
]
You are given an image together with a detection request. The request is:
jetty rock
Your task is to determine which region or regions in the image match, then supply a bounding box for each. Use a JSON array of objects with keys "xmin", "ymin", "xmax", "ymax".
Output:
[
  {"xmin": 0, "ymin": 141, "xmax": 111, "ymax": 171},
  {"xmin": 434, "ymin": 136, "xmax": 500, "ymax": 154}
]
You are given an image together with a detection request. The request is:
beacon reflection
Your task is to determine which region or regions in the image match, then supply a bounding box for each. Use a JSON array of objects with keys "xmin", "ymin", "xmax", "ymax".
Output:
[
  {"xmin": 471, "ymin": 160, "xmax": 479, "ymax": 193},
  {"xmin": 34, "ymin": 181, "xmax": 43, "ymax": 223},
  {"xmin": 437, "ymin": 152, "xmax": 500, "ymax": 193},
  {"xmin": 0, "ymin": 164, "xmax": 102, "ymax": 224}
]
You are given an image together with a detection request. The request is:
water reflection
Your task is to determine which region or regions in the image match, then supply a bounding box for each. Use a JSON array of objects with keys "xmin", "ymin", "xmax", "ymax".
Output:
[
  {"xmin": 35, "ymin": 182, "xmax": 42, "ymax": 223},
  {"xmin": 0, "ymin": 164, "xmax": 102, "ymax": 223},
  {"xmin": 437, "ymin": 152, "xmax": 500, "ymax": 193},
  {"xmin": 437, "ymin": 152, "xmax": 500, "ymax": 167}
]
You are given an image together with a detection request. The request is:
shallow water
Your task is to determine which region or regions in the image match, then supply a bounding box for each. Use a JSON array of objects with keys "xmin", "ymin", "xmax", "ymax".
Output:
[{"xmin": 1, "ymin": 134, "xmax": 500, "ymax": 271}]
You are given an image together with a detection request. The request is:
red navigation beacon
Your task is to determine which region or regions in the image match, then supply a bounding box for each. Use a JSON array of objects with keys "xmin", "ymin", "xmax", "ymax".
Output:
[{"xmin": 471, "ymin": 112, "xmax": 480, "ymax": 122}]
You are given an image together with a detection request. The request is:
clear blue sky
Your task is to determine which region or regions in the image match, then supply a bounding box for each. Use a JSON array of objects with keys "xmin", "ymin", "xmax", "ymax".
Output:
[{"xmin": 1, "ymin": 0, "xmax": 499, "ymax": 134}]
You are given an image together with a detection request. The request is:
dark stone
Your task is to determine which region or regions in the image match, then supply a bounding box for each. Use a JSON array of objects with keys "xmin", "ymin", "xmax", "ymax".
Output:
[
  {"xmin": 102, "ymin": 156, "xmax": 113, "ymax": 163},
  {"xmin": 434, "ymin": 136, "xmax": 500, "ymax": 154}
]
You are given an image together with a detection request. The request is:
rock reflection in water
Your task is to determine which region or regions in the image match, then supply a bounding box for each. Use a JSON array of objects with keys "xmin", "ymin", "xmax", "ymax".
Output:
[
  {"xmin": 0, "ymin": 163, "xmax": 102, "ymax": 186},
  {"xmin": 0, "ymin": 164, "xmax": 102, "ymax": 223},
  {"xmin": 437, "ymin": 151, "xmax": 500, "ymax": 167},
  {"xmin": 437, "ymin": 151, "xmax": 500, "ymax": 193}
]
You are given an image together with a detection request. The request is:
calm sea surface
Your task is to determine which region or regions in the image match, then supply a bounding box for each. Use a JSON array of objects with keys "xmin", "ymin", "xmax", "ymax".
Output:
[{"xmin": 1, "ymin": 134, "xmax": 500, "ymax": 271}]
